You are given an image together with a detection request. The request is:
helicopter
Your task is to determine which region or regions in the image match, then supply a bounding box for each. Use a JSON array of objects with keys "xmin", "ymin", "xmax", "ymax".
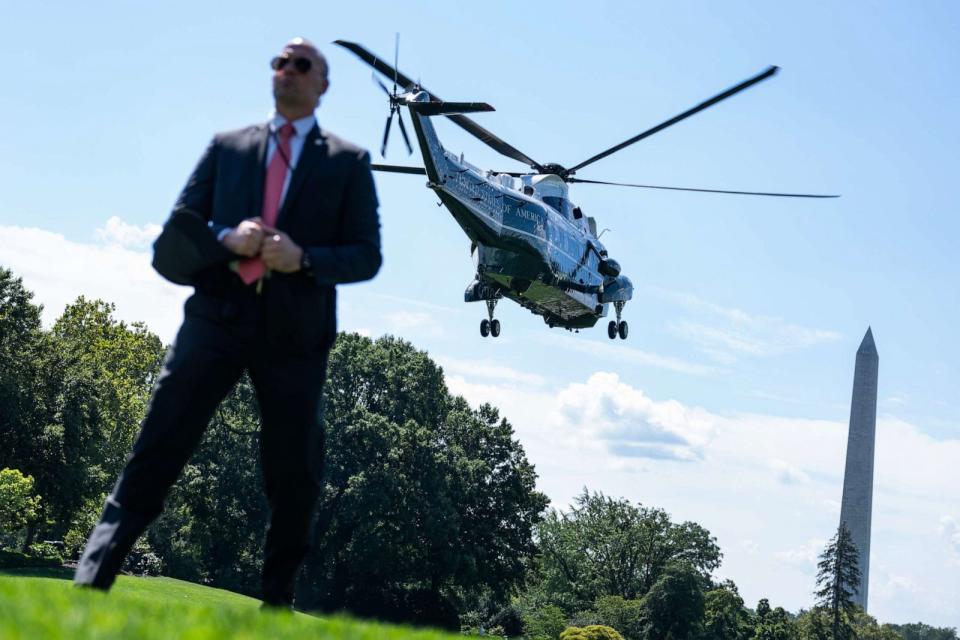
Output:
[{"xmin": 335, "ymin": 39, "xmax": 837, "ymax": 340}]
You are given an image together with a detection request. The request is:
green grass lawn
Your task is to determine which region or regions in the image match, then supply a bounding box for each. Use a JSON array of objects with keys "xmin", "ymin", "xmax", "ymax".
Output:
[{"xmin": 0, "ymin": 567, "xmax": 462, "ymax": 640}]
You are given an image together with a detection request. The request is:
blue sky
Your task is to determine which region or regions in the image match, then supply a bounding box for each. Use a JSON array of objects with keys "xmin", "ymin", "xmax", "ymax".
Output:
[{"xmin": 2, "ymin": 0, "xmax": 958, "ymax": 626}]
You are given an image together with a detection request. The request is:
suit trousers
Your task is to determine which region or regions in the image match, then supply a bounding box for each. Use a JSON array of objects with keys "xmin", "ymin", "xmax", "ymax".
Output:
[{"xmin": 74, "ymin": 291, "xmax": 329, "ymax": 606}]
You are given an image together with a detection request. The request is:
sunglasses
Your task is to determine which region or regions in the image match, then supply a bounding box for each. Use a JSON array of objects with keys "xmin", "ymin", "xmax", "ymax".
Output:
[{"xmin": 270, "ymin": 55, "xmax": 312, "ymax": 74}]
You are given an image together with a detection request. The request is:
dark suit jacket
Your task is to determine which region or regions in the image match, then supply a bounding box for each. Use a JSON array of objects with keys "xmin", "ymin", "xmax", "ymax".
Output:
[{"xmin": 165, "ymin": 122, "xmax": 382, "ymax": 352}]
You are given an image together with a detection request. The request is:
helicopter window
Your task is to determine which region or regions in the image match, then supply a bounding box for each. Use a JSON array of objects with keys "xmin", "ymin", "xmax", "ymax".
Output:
[
  {"xmin": 522, "ymin": 185, "xmax": 535, "ymax": 196},
  {"xmin": 572, "ymin": 206, "xmax": 583, "ymax": 220},
  {"xmin": 542, "ymin": 195, "xmax": 568, "ymax": 215}
]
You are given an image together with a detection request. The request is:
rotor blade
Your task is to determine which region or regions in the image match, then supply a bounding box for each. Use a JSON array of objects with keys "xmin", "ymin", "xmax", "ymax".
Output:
[
  {"xmin": 373, "ymin": 73, "xmax": 390, "ymax": 96},
  {"xmin": 408, "ymin": 101, "xmax": 495, "ymax": 115},
  {"xmin": 336, "ymin": 40, "xmax": 419, "ymax": 91},
  {"xmin": 568, "ymin": 66, "xmax": 780, "ymax": 174},
  {"xmin": 567, "ymin": 177, "xmax": 839, "ymax": 198},
  {"xmin": 396, "ymin": 111, "xmax": 413, "ymax": 155},
  {"xmin": 381, "ymin": 113, "xmax": 394, "ymax": 157},
  {"xmin": 371, "ymin": 164, "xmax": 426, "ymax": 175},
  {"xmin": 335, "ymin": 40, "xmax": 543, "ymax": 169},
  {"xmin": 393, "ymin": 33, "xmax": 399, "ymax": 95},
  {"xmin": 445, "ymin": 114, "xmax": 542, "ymax": 169}
]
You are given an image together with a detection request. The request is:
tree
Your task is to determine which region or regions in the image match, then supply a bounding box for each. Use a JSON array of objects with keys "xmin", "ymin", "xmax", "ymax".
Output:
[
  {"xmin": 0, "ymin": 468, "xmax": 42, "ymax": 549},
  {"xmin": 530, "ymin": 489, "xmax": 721, "ymax": 613},
  {"xmin": 753, "ymin": 598, "xmax": 799, "ymax": 640},
  {"xmin": 292, "ymin": 334, "xmax": 547, "ymax": 627},
  {"xmin": 701, "ymin": 583, "xmax": 751, "ymax": 640},
  {"xmin": 637, "ymin": 562, "xmax": 705, "ymax": 640},
  {"xmin": 814, "ymin": 524, "xmax": 862, "ymax": 640},
  {"xmin": 24, "ymin": 297, "xmax": 165, "ymax": 543},
  {"xmin": 580, "ymin": 595, "xmax": 645, "ymax": 640},
  {"xmin": 522, "ymin": 603, "xmax": 569, "ymax": 640},
  {"xmin": 885, "ymin": 623, "xmax": 959, "ymax": 640},
  {"xmin": 848, "ymin": 609, "xmax": 904, "ymax": 640},
  {"xmin": 0, "ymin": 269, "xmax": 46, "ymax": 512}
]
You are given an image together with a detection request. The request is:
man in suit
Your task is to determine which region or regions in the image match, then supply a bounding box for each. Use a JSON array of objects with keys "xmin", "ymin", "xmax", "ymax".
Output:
[{"xmin": 73, "ymin": 38, "xmax": 381, "ymax": 608}]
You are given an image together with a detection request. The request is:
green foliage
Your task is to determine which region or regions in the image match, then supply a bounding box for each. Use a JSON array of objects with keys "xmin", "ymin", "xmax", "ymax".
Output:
[
  {"xmin": 0, "ymin": 468, "xmax": 42, "ymax": 542},
  {"xmin": 796, "ymin": 607, "xmax": 838, "ymax": 640},
  {"xmin": 561, "ymin": 624, "xmax": 625, "ymax": 640},
  {"xmin": 847, "ymin": 609, "xmax": 904, "ymax": 640},
  {"xmin": 753, "ymin": 599, "xmax": 799, "ymax": 640},
  {"xmin": 529, "ymin": 489, "xmax": 720, "ymax": 613},
  {"xmin": 796, "ymin": 606, "xmax": 908, "ymax": 640},
  {"xmin": 0, "ymin": 270, "xmax": 47, "ymax": 546},
  {"xmin": 62, "ymin": 492, "xmax": 108, "ymax": 560},
  {"xmin": 701, "ymin": 583, "xmax": 750, "ymax": 640},
  {"xmin": 0, "ymin": 284, "xmax": 166, "ymax": 547},
  {"xmin": 885, "ymin": 622, "xmax": 959, "ymax": 640},
  {"xmin": 522, "ymin": 603, "xmax": 569, "ymax": 640},
  {"xmin": 636, "ymin": 562, "xmax": 705, "ymax": 640},
  {"xmin": 297, "ymin": 334, "xmax": 548, "ymax": 628},
  {"xmin": 591, "ymin": 595, "xmax": 645, "ymax": 640},
  {"xmin": 0, "ymin": 570, "xmax": 463, "ymax": 640},
  {"xmin": 0, "ymin": 548, "xmax": 62, "ymax": 569},
  {"xmin": 814, "ymin": 524, "xmax": 861, "ymax": 640}
]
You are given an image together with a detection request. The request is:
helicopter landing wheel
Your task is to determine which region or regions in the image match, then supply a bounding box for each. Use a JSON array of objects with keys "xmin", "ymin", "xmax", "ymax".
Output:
[
  {"xmin": 481, "ymin": 298, "xmax": 501, "ymax": 338},
  {"xmin": 607, "ymin": 320, "xmax": 618, "ymax": 340},
  {"xmin": 618, "ymin": 320, "xmax": 628, "ymax": 340}
]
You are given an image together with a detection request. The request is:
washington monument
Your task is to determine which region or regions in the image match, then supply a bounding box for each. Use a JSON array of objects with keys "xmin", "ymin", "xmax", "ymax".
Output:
[{"xmin": 839, "ymin": 327, "xmax": 879, "ymax": 610}]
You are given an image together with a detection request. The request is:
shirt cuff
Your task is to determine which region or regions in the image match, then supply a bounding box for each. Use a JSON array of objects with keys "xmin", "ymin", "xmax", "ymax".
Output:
[{"xmin": 216, "ymin": 227, "xmax": 232, "ymax": 243}]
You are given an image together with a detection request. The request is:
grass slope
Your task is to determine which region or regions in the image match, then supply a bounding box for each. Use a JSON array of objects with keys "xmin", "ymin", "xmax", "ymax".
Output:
[{"xmin": 0, "ymin": 568, "xmax": 461, "ymax": 640}]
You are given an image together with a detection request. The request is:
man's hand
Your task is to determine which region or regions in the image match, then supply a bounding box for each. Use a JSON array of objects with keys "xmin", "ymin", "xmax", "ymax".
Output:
[
  {"xmin": 261, "ymin": 229, "xmax": 304, "ymax": 273},
  {"xmin": 222, "ymin": 218, "xmax": 265, "ymax": 257}
]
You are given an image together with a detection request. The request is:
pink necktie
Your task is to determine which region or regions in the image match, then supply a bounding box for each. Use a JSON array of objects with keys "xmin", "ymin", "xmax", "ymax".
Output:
[{"xmin": 237, "ymin": 122, "xmax": 295, "ymax": 285}]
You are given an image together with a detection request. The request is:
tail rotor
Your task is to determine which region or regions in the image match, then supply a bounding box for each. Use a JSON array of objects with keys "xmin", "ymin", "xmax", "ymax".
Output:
[{"xmin": 375, "ymin": 33, "xmax": 413, "ymax": 157}]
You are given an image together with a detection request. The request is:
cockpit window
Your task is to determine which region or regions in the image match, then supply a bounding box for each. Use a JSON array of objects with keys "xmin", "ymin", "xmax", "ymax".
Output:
[{"xmin": 543, "ymin": 195, "xmax": 566, "ymax": 213}]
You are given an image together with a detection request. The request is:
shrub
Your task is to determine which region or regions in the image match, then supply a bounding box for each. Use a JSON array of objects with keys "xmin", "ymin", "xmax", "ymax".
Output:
[
  {"xmin": 0, "ymin": 548, "xmax": 62, "ymax": 569},
  {"xmin": 561, "ymin": 625, "xmax": 626, "ymax": 640},
  {"xmin": 27, "ymin": 542, "xmax": 63, "ymax": 564},
  {"xmin": 0, "ymin": 468, "xmax": 42, "ymax": 545}
]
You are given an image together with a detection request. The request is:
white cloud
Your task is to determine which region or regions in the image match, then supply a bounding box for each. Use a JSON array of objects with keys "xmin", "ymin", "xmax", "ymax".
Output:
[
  {"xmin": 940, "ymin": 516, "xmax": 960, "ymax": 564},
  {"xmin": 776, "ymin": 538, "xmax": 825, "ymax": 570},
  {"xmin": 555, "ymin": 372, "xmax": 714, "ymax": 462},
  {"xmin": 883, "ymin": 395, "xmax": 908, "ymax": 407},
  {"xmin": 536, "ymin": 332, "xmax": 718, "ymax": 376},
  {"xmin": 436, "ymin": 356, "xmax": 546, "ymax": 388},
  {"xmin": 383, "ymin": 310, "xmax": 446, "ymax": 338},
  {"xmin": 2, "ymin": 223, "xmax": 188, "ymax": 343},
  {"xmin": 653, "ymin": 289, "xmax": 841, "ymax": 362},
  {"xmin": 768, "ymin": 459, "xmax": 812, "ymax": 485},
  {"xmin": 94, "ymin": 216, "xmax": 163, "ymax": 250}
]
